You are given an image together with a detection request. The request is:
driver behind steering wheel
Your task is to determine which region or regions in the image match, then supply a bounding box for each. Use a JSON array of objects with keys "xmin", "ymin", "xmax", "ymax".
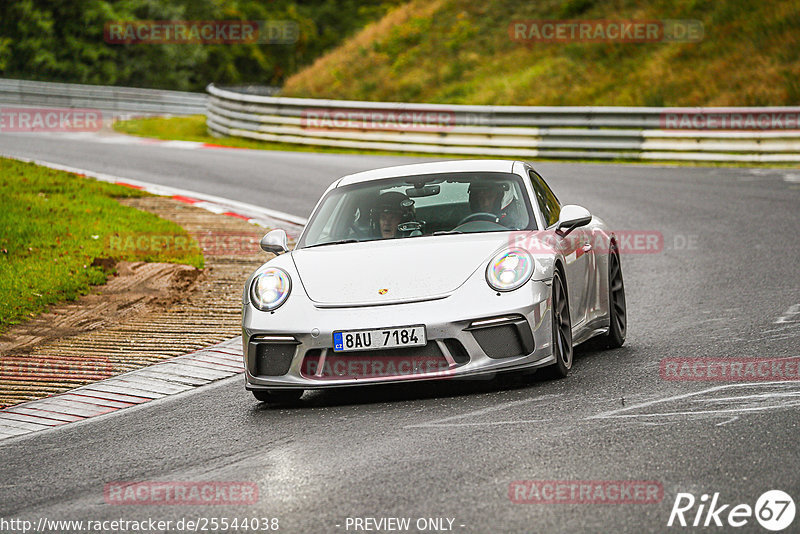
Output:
[
  {"xmin": 468, "ymin": 181, "xmax": 522, "ymax": 228},
  {"xmin": 468, "ymin": 181, "xmax": 503, "ymax": 219}
]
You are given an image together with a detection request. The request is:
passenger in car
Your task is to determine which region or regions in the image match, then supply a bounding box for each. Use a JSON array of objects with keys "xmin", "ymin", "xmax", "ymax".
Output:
[{"xmin": 372, "ymin": 191, "xmax": 415, "ymax": 238}]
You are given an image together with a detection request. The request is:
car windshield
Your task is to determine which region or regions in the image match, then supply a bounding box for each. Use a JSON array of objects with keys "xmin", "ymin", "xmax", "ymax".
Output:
[{"xmin": 298, "ymin": 172, "xmax": 536, "ymax": 248}]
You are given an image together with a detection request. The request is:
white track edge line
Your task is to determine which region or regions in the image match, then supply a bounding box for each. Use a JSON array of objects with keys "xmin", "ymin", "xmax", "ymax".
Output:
[{"xmin": 0, "ymin": 154, "xmax": 309, "ymax": 226}]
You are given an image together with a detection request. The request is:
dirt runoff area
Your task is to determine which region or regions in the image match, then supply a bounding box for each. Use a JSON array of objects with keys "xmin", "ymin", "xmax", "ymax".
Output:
[{"xmin": 0, "ymin": 196, "xmax": 294, "ymax": 408}]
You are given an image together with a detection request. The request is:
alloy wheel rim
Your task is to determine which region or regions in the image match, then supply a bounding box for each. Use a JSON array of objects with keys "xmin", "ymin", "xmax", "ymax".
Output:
[
  {"xmin": 609, "ymin": 253, "xmax": 627, "ymax": 336},
  {"xmin": 553, "ymin": 274, "xmax": 573, "ymax": 368}
]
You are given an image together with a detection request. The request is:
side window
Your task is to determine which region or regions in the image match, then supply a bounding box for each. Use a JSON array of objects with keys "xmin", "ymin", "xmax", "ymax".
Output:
[
  {"xmin": 528, "ymin": 170, "xmax": 561, "ymax": 227},
  {"xmin": 308, "ymin": 191, "xmax": 349, "ymax": 242}
]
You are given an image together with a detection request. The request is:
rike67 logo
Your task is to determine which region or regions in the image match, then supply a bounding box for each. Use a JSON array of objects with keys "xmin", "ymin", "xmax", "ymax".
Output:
[{"xmin": 668, "ymin": 490, "xmax": 795, "ymax": 531}]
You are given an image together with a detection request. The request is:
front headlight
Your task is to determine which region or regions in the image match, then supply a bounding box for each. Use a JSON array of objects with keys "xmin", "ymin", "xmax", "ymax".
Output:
[
  {"xmin": 486, "ymin": 249, "xmax": 534, "ymax": 292},
  {"xmin": 250, "ymin": 268, "xmax": 291, "ymax": 311}
]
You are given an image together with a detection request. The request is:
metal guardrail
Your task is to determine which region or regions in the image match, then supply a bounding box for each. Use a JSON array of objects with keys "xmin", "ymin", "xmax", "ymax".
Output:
[
  {"xmin": 0, "ymin": 78, "xmax": 206, "ymax": 117},
  {"xmin": 206, "ymin": 84, "xmax": 800, "ymax": 163}
]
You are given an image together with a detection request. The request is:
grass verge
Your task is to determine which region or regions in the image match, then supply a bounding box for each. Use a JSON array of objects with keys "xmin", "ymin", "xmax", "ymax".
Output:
[
  {"xmin": 0, "ymin": 157, "xmax": 204, "ymax": 330},
  {"xmin": 113, "ymin": 115, "xmax": 424, "ymax": 156}
]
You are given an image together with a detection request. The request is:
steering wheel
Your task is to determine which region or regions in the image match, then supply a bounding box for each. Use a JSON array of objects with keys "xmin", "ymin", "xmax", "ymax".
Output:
[
  {"xmin": 457, "ymin": 212, "xmax": 500, "ymax": 226},
  {"xmin": 348, "ymin": 223, "xmax": 371, "ymax": 239}
]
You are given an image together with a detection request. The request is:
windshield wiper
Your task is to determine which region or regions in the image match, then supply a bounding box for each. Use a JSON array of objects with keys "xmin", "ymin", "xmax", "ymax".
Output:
[
  {"xmin": 433, "ymin": 230, "xmax": 463, "ymax": 236},
  {"xmin": 303, "ymin": 239, "xmax": 360, "ymax": 249}
]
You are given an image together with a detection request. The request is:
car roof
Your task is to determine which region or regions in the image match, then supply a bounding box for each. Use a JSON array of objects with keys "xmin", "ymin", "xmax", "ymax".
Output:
[{"xmin": 336, "ymin": 160, "xmax": 519, "ymax": 187}]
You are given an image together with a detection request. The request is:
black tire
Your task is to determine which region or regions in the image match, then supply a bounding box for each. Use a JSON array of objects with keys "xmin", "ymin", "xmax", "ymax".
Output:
[
  {"xmin": 542, "ymin": 269, "xmax": 573, "ymax": 379},
  {"xmin": 252, "ymin": 389, "xmax": 304, "ymax": 404},
  {"xmin": 598, "ymin": 247, "xmax": 627, "ymax": 349}
]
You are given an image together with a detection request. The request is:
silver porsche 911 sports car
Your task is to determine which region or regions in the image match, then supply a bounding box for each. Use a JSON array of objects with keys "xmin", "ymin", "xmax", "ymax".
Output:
[{"xmin": 242, "ymin": 160, "xmax": 626, "ymax": 403}]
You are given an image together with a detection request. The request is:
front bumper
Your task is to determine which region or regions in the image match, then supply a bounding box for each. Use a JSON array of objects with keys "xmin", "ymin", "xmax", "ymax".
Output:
[{"xmin": 243, "ymin": 278, "xmax": 555, "ymax": 390}]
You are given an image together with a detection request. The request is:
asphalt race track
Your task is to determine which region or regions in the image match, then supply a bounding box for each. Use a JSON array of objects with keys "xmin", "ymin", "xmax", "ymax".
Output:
[{"xmin": 1, "ymin": 132, "xmax": 799, "ymax": 533}]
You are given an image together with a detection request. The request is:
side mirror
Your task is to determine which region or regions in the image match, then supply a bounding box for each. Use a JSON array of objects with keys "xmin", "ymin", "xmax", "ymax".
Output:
[
  {"xmin": 260, "ymin": 229, "xmax": 289, "ymax": 255},
  {"xmin": 556, "ymin": 205, "xmax": 592, "ymax": 236}
]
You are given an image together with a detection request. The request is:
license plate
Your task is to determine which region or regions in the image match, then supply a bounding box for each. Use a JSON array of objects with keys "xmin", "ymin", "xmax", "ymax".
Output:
[{"xmin": 332, "ymin": 325, "xmax": 426, "ymax": 352}]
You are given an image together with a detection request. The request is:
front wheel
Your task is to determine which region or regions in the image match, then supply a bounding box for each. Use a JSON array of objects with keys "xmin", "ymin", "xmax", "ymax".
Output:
[
  {"xmin": 252, "ymin": 389, "xmax": 304, "ymax": 404},
  {"xmin": 599, "ymin": 248, "xmax": 626, "ymax": 349},
  {"xmin": 542, "ymin": 270, "xmax": 573, "ymax": 379}
]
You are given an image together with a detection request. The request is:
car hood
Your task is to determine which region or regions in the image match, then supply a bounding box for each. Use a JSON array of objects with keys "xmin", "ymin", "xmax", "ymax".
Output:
[{"xmin": 291, "ymin": 234, "xmax": 511, "ymax": 306}]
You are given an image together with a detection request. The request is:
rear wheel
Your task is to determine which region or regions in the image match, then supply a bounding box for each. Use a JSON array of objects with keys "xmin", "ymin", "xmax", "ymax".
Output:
[
  {"xmin": 252, "ymin": 389, "xmax": 304, "ymax": 404},
  {"xmin": 599, "ymin": 248, "xmax": 626, "ymax": 349},
  {"xmin": 542, "ymin": 269, "xmax": 573, "ymax": 379}
]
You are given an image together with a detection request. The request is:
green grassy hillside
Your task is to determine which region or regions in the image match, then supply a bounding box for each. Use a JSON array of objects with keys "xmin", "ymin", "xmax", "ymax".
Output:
[{"xmin": 281, "ymin": 0, "xmax": 800, "ymax": 106}]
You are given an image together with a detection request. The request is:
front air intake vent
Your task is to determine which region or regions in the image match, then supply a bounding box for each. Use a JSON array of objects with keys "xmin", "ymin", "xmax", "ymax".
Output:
[
  {"xmin": 443, "ymin": 338, "xmax": 470, "ymax": 364},
  {"xmin": 468, "ymin": 315, "xmax": 534, "ymax": 359},
  {"xmin": 252, "ymin": 342, "xmax": 297, "ymax": 376},
  {"xmin": 472, "ymin": 324, "xmax": 526, "ymax": 359},
  {"xmin": 301, "ymin": 344, "xmax": 450, "ymax": 379}
]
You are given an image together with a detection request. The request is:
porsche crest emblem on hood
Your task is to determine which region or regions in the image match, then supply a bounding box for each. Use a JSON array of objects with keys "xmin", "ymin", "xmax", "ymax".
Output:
[{"xmin": 378, "ymin": 288, "xmax": 389, "ymax": 295}]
